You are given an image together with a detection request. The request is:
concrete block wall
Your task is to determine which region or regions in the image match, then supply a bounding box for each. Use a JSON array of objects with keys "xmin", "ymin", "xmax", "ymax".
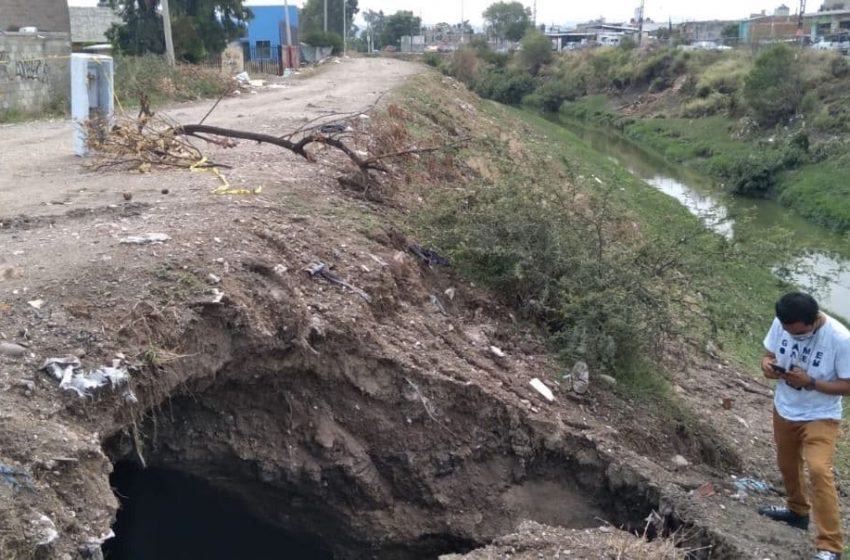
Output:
[{"xmin": 0, "ymin": 32, "xmax": 71, "ymax": 113}]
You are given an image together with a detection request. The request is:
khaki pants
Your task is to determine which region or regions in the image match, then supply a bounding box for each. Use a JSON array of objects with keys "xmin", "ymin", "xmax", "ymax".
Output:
[{"xmin": 773, "ymin": 408, "xmax": 843, "ymax": 553}]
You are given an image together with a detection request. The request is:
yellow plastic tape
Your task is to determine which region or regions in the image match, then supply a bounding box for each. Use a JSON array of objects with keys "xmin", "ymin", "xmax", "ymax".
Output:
[{"xmin": 190, "ymin": 157, "xmax": 262, "ymax": 195}]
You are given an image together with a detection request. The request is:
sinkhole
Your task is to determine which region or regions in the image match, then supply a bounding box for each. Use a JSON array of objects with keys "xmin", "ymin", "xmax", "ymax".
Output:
[{"xmin": 102, "ymin": 462, "xmax": 332, "ymax": 560}]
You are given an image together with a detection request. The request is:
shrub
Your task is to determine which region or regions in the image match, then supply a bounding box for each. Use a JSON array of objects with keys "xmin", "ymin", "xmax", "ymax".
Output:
[
  {"xmin": 519, "ymin": 31, "xmax": 553, "ymax": 75},
  {"xmin": 743, "ymin": 44, "xmax": 803, "ymax": 127},
  {"xmin": 681, "ymin": 93, "xmax": 728, "ymax": 117},
  {"xmin": 449, "ymin": 46, "xmax": 481, "ymax": 85},
  {"xmin": 303, "ymin": 31, "xmax": 343, "ymax": 54},
  {"xmin": 113, "ymin": 54, "xmax": 234, "ymax": 107},
  {"xmin": 527, "ymin": 79, "xmax": 583, "ymax": 112},
  {"xmin": 422, "ymin": 52, "xmax": 443, "ymax": 68},
  {"xmin": 474, "ymin": 68, "xmax": 535, "ymax": 105}
]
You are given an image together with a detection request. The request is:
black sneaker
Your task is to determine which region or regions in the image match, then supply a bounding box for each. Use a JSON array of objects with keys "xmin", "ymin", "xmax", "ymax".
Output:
[
  {"xmin": 758, "ymin": 505, "xmax": 809, "ymax": 530},
  {"xmin": 814, "ymin": 551, "xmax": 841, "ymax": 560}
]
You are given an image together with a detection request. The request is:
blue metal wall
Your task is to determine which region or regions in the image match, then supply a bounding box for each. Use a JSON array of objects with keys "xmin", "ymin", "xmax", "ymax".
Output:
[{"xmin": 245, "ymin": 5, "xmax": 299, "ymax": 51}]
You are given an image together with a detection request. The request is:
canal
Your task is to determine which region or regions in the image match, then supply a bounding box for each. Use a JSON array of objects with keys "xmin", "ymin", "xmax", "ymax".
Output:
[{"xmin": 558, "ymin": 118, "xmax": 850, "ymax": 320}]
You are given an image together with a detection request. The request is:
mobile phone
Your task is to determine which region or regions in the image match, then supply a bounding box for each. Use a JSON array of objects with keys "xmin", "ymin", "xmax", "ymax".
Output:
[{"xmin": 771, "ymin": 364, "xmax": 787, "ymax": 374}]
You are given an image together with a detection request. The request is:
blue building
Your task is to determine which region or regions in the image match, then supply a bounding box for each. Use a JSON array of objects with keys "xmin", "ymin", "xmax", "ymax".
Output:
[{"xmin": 242, "ymin": 5, "xmax": 299, "ymax": 60}]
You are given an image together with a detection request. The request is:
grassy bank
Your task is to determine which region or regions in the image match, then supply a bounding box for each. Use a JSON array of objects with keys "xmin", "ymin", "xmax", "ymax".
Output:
[
  {"xmin": 430, "ymin": 38, "xmax": 850, "ymax": 232},
  {"xmin": 395, "ymin": 72, "xmax": 785, "ymax": 391}
]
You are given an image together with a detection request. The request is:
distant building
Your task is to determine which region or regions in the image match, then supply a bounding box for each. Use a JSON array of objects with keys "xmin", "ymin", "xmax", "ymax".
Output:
[
  {"xmin": 775, "ymin": 4, "xmax": 792, "ymax": 16},
  {"xmin": 241, "ymin": 4, "xmax": 299, "ymax": 60},
  {"xmin": 0, "ymin": 0, "xmax": 70, "ymax": 33},
  {"xmin": 739, "ymin": 8, "xmax": 850, "ymax": 42},
  {"xmin": 0, "ymin": 0, "xmax": 71, "ymax": 114},
  {"xmin": 679, "ymin": 20, "xmax": 737, "ymax": 43},
  {"xmin": 68, "ymin": 6, "xmax": 121, "ymax": 49}
]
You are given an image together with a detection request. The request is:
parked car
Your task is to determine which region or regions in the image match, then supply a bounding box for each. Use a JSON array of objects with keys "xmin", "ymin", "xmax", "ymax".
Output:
[{"xmin": 813, "ymin": 34, "xmax": 849, "ymax": 54}]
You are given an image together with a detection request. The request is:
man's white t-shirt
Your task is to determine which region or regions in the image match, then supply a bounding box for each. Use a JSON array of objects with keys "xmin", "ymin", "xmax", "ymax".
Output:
[{"xmin": 763, "ymin": 313, "xmax": 850, "ymax": 421}]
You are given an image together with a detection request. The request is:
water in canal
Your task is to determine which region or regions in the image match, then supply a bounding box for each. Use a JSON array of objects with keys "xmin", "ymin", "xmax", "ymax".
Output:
[{"xmin": 558, "ymin": 118, "xmax": 850, "ymax": 321}]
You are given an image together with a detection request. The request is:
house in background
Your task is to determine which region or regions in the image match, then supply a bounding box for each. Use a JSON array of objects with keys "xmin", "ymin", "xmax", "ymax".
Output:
[
  {"xmin": 241, "ymin": 5, "xmax": 299, "ymax": 61},
  {"xmin": 69, "ymin": 4, "xmax": 122, "ymax": 51}
]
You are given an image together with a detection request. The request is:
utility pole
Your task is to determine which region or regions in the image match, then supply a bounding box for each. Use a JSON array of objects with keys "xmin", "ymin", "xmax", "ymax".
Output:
[
  {"xmin": 637, "ymin": 0, "xmax": 646, "ymax": 45},
  {"xmin": 161, "ymin": 0, "xmax": 175, "ymax": 65},
  {"xmin": 283, "ymin": 0, "xmax": 292, "ymax": 47},
  {"xmin": 324, "ymin": 0, "xmax": 328, "ymax": 32},
  {"xmin": 798, "ymin": 0, "xmax": 807, "ymax": 45},
  {"xmin": 460, "ymin": 0, "xmax": 464, "ymax": 43},
  {"xmin": 343, "ymin": 0, "xmax": 347, "ymax": 56},
  {"xmin": 533, "ymin": 0, "xmax": 537, "ymax": 27}
]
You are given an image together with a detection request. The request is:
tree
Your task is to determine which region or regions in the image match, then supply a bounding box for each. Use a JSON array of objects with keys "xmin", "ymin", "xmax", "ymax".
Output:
[
  {"xmin": 383, "ymin": 11, "xmax": 421, "ymax": 49},
  {"xmin": 300, "ymin": 0, "xmax": 359, "ymax": 38},
  {"xmin": 362, "ymin": 9, "xmax": 386, "ymax": 50},
  {"xmin": 483, "ymin": 1, "xmax": 532, "ymax": 42},
  {"xmin": 108, "ymin": 0, "xmax": 250, "ymax": 61},
  {"xmin": 518, "ymin": 31, "xmax": 551, "ymax": 75},
  {"xmin": 743, "ymin": 44, "xmax": 803, "ymax": 127}
]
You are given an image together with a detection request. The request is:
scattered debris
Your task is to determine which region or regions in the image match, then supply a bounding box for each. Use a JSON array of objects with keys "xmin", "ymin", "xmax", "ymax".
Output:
[
  {"xmin": 693, "ymin": 482, "xmax": 716, "ymax": 498},
  {"xmin": 33, "ymin": 514, "xmax": 58, "ymax": 546},
  {"xmin": 429, "ymin": 294, "xmax": 447, "ymax": 315},
  {"xmin": 27, "ymin": 299, "xmax": 46, "ymax": 310},
  {"xmin": 211, "ymin": 288, "xmax": 225, "ymax": 304},
  {"xmin": 0, "ymin": 342, "xmax": 27, "ymax": 357},
  {"xmin": 305, "ymin": 262, "xmax": 371, "ymax": 302},
  {"xmin": 273, "ymin": 264, "xmax": 288, "ymax": 276},
  {"xmin": 408, "ymin": 244, "xmax": 450, "ymax": 267},
  {"xmin": 598, "ymin": 374, "xmax": 617, "ymax": 386},
  {"xmin": 41, "ymin": 356, "xmax": 136, "ymax": 401},
  {"xmin": 119, "ymin": 233, "xmax": 170, "ymax": 245},
  {"xmin": 567, "ymin": 361, "xmax": 590, "ymax": 394},
  {"xmin": 489, "ymin": 346, "xmax": 506, "ymax": 359},
  {"xmin": 722, "ymin": 397, "xmax": 734, "ymax": 410},
  {"xmin": 319, "ymin": 122, "xmax": 352, "ymax": 134},
  {"xmin": 0, "ymin": 464, "xmax": 33, "ymax": 492},
  {"xmin": 672, "ymin": 455, "xmax": 690, "ymax": 468},
  {"xmin": 444, "ymin": 287, "xmax": 456, "ymax": 300},
  {"xmin": 207, "ymin": 273, "xmax": 221, "ymax": 284},
  {"xmin": 529, "ymin": 378, "xmax": 555, "ymax": 402},
  {"xmin": 734, "ymin": 478, "xmax": 771, "ymax": 494}
]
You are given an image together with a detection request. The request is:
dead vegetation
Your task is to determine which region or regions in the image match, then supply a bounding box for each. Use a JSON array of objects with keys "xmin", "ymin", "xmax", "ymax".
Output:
[{"xmin": 85, "ymin": 93, "xmax": 468, "ymax": 202}]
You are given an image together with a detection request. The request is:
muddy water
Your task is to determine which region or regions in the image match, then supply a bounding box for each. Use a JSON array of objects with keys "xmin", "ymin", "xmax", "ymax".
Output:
[{"xmin": 558, "ymin": 119, "xmax": 850, "ymax": 321}]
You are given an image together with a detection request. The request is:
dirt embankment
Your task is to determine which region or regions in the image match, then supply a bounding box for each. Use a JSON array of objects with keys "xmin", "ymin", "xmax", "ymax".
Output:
[{"xmin": 0, "ymin": 58, "xmax": 836, "ymax": 560}]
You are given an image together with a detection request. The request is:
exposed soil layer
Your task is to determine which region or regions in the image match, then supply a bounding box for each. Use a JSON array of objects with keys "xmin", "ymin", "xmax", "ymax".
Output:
[{"xmin": 0, "ymin": 58, "xmax": 843, "ymax": 560}]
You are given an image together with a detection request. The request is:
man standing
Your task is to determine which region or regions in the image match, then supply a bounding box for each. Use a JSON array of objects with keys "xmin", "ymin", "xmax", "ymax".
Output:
[{"xmin": 759, "ymin": 292, "xmax": 850, "ymax": 560}]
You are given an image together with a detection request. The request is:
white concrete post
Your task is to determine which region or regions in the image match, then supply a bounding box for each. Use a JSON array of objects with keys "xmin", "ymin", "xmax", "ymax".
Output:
[{"xmin": 71, "ymin": 54, "xmax": 114, "ymax": 157}]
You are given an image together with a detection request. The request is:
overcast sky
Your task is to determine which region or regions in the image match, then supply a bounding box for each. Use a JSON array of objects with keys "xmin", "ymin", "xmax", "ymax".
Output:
[{"xmin": 68, "ymin": 0, "xmax": 794, "ymax": 27}]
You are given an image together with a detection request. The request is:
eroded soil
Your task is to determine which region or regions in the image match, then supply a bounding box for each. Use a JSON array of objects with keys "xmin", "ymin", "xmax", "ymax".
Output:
[{"xmin": 0, "ymin": 57, "xmax": 842, "ymax": 559}]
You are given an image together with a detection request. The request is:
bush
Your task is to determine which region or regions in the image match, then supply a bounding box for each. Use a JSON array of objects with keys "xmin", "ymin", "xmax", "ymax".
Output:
[
  {"xmin": 422, "ymin": 52, "xmax": 443, "ymax": 68},
  {"xmin": 681, "ymin": 93, "xmax": 728, "ymax": 117},
  {"xmin": 743, "ymin": 44, "xmax": 803, "ymax": 127},
  {"xmin": 449, "ymin": 46, "xmax": 481, "ymax": 85},
  {"xmin": 114, "ymin": 54, "xmax": 234, "ymax": 107},
  {"xmin": 303, "ymin": 31, "xmax": 343, "ymax": 54},
  {"xmin": 421, "ymin": 158, "xmax": 683, "ymax": 373},
  {"xmin": 527, "ymin": 79, "xmax": 583, "ymax": 112},
  {"xmin": 519, "ymin": 31, "xmax": 553, "ymax": 75},
  {"xmin": 474, "ymin": 68, "xmax": 535, "ymax": 105}
]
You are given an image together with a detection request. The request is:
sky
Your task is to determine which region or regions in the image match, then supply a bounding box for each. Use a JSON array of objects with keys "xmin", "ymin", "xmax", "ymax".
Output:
[{"xmin": 67, "ymin": 0, "xmax": 796, "ymax": 27}]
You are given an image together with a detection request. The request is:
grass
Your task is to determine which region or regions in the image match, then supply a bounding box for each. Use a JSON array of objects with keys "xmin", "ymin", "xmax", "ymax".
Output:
[
  {"xmin": 778, "ymin": 157, "xmax": 850, "ymax": 231},
  {"xmin": 113, "ymin": 54, "xmax": 234, "ymax": 109}
]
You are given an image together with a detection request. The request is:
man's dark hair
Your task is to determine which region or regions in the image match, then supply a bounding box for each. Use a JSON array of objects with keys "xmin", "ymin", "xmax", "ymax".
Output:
[{"xmin": 776, "ymin": 292, "xmax": 819, "ymax": 325}]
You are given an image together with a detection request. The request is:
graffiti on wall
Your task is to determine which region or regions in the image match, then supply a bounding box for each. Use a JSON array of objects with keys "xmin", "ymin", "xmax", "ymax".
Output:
[
  {"xmin": 15, "ymin": 59, "xmax": 50, "ymax": 82},
  {"xmin": 0, "ymin": 51, "xmax": 51, "ymax": 83}
]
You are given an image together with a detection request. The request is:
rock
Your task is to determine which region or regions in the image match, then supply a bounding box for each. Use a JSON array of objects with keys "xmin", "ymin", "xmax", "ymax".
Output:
[
  {"xmin": 0, "ymin": 342, "xmax": 27, "ymax": 357},
  {"xmin": 122, "ymin": 192, "xmax": 132, "ymax": 201},
  {"xmin": 571, "ymin": 361, "xmax": 590, "ymax": 394},
  {"xmin": 489, "ymin": 346, "xmax": 506, "ymax": 358},
  {"xmin": 705, "ymin": 339, "xmax": 720, "ymax": 357},
  {"xmin": 598, "ymin": 374, "xmax": 617, "ymax": 386},
  {"xmin": 672, "ymin": 455, "xmax": 690, "ymax": 469}
]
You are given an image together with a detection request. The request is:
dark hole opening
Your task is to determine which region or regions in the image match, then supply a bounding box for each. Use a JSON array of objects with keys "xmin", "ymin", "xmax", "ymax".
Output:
[{"xmin": 102, "ymin": 462, "xmax": 332, "ymax": 560}]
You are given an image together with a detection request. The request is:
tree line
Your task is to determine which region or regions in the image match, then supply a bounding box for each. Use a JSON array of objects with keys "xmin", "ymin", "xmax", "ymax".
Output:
[{"xmin": 106, "ymin": 0, "xmax": 538, "ymax": 60}]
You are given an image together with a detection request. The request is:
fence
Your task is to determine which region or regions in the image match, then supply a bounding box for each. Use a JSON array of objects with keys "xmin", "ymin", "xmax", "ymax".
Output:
[{"xmin": 242, "ymin": 45, "xmax": 299, "ymax": 76}]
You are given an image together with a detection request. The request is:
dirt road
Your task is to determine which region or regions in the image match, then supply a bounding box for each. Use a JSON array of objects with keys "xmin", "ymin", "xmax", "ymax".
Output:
[{"xmin": 0, "ymin": 57, "xmax": 419, "ymax": 218}]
